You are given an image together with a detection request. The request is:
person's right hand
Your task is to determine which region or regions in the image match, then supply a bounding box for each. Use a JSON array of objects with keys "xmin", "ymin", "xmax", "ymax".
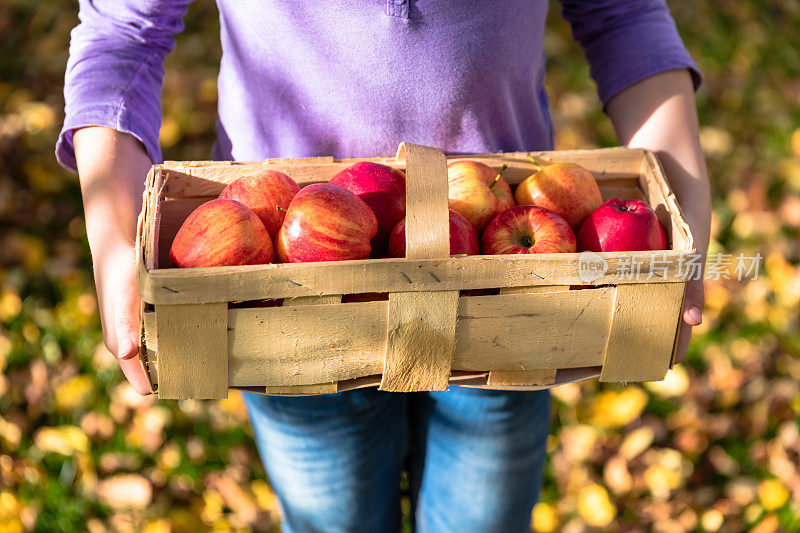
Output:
[{"xmin": 74, "ymin": 126, "xmax": 153, "ymax": 395}]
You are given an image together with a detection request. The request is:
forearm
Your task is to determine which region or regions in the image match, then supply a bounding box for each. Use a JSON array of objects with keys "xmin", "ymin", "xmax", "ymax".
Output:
[
  {"xmin": 73, "ymin": 127, "xmax": 153, "ymax": 393},
  {"xmin": 74, "ymin": 126, "xmax": 152, "ymax": 255},
  {"xmin": 606, "ymin": 69, "xmax": 711, "ymax": 260}
]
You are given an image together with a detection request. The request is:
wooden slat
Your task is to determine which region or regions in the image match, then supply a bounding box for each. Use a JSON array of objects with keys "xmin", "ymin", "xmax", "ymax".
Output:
[
  {"xmin": 155, "ymin": 303, "xmax": 228, "ymax": 399},
  {"xmin": 224, "ymin": 301, "xmax": 385, "ymax": 386},
  {"xmin": 600, "ymin": 186, "xmax": 645, "ymax": 202},
  {"xmin": 138, "ymin": 300, "xmax": 158, "ymax": 393},
  {"xmin": 487, "ymin": 369, "xmax": 557, "ymax": 386},
  {"xmin": 261, "ymin": 294, "xmax": 342, "ymax": 395},
  {"xmin": 600, "ymin": 283, "xmax": 685, "ymax": 382},
  {"xmin": 464, "ymin": 367, "xmax": 602, "ymax": 390},
  {"xmin": 244, "ymin": 383, "xmax": 339, "ymax": 395},
  {"xmin": 455, "ymin": 287, "xmax": 612, "ymax": 371},
  {"xmin": 284, "ymin": 295, "xmax": 342, "ymax": 306},
  {"xmin": 142, "ymin": 288, "xmax": 616, "ymax": 387},
  {"xmin": 380, "ymin": 143, "xmax": 459, "ymax": 392},
  {"xmin": 486, "ymin": 285, "xmax": 570, "ymax": 386},
  {"xmin": 638, "ymin": 151, "xmax": 694, "ymax": 253},
  {"xmin": 156, "ymin": 146, "xmax": 647, "ymax": 198},
  {"xmin": 137, "ymin": 251, "xmax": 691, "ymax": 305}
]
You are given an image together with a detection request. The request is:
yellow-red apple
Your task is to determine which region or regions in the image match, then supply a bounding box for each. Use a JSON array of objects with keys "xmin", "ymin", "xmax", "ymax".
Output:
[
  {"xmin": 514, "ymin": 162, "xmax": 603, "ymax": 230},
  {"xmin": 447, "ymin": 160, "xmax": 514, "ymax": 232},
  {"xmin": 169, "ymin": 199, "xmax": 274, "ymax": 267},
  {"xmin": 277, "ymin": 183, "xmax": 378, "ymax": 262},
  {"xmin": 481, "ymin": 205, "xmax": 576, "ymax": 254},
  {"xmin": 218, "ymin": 170, "xmax": 300, "ymax": 239}
]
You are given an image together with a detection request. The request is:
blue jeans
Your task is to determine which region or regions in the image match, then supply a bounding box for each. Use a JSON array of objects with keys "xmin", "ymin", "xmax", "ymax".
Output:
[{"xmin": 243, "ymin": 387, "xmax": 551, "ymax": 533}]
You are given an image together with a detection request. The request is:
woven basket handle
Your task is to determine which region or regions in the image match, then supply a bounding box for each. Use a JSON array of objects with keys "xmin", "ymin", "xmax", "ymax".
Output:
[{"xmin": 378, "ymin": 143, "xmax": 459, "ymax": 392}]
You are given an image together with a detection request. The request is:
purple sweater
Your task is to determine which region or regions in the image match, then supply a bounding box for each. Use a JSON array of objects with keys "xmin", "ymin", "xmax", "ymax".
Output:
[{"xmin": 56, "ymin": 0, "xmax": 700, "ymax": 171}]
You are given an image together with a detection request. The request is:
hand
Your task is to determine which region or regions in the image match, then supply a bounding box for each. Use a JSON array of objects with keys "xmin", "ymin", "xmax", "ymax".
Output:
[
  {"xmin": 93, "ymin": 240, "xmax": 151, "ymax": 394},
  {"xmin": 74, "ymin": 126, "xmax": 153, "ymax": 395}
]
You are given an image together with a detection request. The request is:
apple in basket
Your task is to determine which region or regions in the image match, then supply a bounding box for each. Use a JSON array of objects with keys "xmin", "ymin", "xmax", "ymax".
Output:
[
  {"xmin": 577, "ymin": 198, "xmax": 667, "ymax": 252},
  {"xmin": 276, "ymin": 183, "xmax": 378, "ymax": 262},
  {"xmin": 329, "ymin": 162, "xmax": 406, "ymax": 251},
  {"xmin": 170, "ymin": 199, "xmax": 274, "ymax": 267},
  {"xmin": 218, "ymin": 170, "xmax": 300, "ymax": 238},
  {"xmin": 514, "ymin": 160, "xmax": 603, "ymax": 231},
  {"xmin": 481, "ymin": 205, "xmax": 576, "ymax": 254},
  {"xmin": 387, "ymin": 209, "xmax": 479, "ymax": 258},
  {"xmin": 447, "ymin": 160, "xmax": 515, "ymax": 232}
]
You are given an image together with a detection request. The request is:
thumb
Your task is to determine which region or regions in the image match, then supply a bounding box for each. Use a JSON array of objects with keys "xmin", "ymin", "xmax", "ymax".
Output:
[{"xmin": 682, "ymin": 278, "xmax": 705, "ymax": 327}]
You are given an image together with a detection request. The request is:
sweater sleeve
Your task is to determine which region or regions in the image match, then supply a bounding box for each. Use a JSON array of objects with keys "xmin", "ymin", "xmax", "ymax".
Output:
[
  {"xmin": 55, "ymin": 0, "xmax": 192, "ymax": 172},
  {"xmin": 558, "ymin": 0, "xmax": 702, "ymax": 106}
]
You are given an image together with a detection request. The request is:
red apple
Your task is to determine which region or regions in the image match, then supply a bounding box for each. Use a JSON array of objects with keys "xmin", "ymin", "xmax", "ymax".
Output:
[
  {"xmin": 218, "ymin": 170, "xmax": 300, "ymax": 238},
  {"xmin": 387, "ymin": 209, "xmax": 479, "ymax": 258},
  {"xmin": 277, "ymin": 183, "xmax": 378, "ymax": 262},
  {"xmin": 169, "ymin": 199, "xmax": 274, "ymax": 267},
  {"xmin": 447, "ymin": 160, "xmax": 515, "ymax": 232},
  {"xmin": 481, "ymin": 205, "xmax": 576, "ymax": 254},
  {"xmin": 577, "ymin": 198, "xmax": 667, "ymax": 252},
  {"xmin": 514, "ymin": 162, "xmax": 603, "ymax": 230},
  {"xmin": 329, "ymin": 162, "xmax": 406, "ymax": 247}
]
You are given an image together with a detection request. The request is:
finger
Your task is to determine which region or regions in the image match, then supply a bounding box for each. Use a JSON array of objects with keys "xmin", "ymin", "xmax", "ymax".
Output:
[
  {"xmin": 119, "ymin": 355, "xmax": 152, "ymax": 396},
  {"xmin": 682, "ymin": 279, "xmax": 705, "ymax": 327},
  {"xmin": 682, "ymin": 306, "xmax": 702, "ymax": 327}
]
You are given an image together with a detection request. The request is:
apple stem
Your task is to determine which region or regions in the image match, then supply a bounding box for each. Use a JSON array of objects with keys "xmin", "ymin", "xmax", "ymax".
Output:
[
  {"xmin": 526, "ymin": 154, "xmax": 543, "ymax": 172},
  {"xmin": 490, "ymin": 164, "xmax": 508, "ymax": 189},
  {"xmin": 276, "ymin": 205, "xmax": 288, "ymax": 213}
]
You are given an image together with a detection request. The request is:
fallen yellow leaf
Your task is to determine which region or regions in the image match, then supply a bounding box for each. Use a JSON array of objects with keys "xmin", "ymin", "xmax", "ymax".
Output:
[
  {"xmin": 757, "ymin": 479, "xmax": 789, "ymax": 511},
  {"xmin": 55, "ymin": 375, "xmax": 96, "ymax": 412},
  {"xmin": 531, "ymin": 502, "xmax": 558, "ymax": 533},
  {"xmin": 577, "ymin": 484, "xmax": 616, "ymax": 528},
  {"xmin": 34, "ymin": 425, "xmax": 90, "ymax": 455},
  {"xmin": 590, "ymin": 388, "xmax": 648, "ymax": 428}
]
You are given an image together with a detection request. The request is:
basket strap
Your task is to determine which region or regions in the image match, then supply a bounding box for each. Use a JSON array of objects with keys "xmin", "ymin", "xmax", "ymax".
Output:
[
  {"xmin": 155, "ymin": 302, "xmax": 228, "ymax": 399},
  {"xmin": 600, "ymin": 283, "xmax": 683, "ymax": 382},
  {"xmin": 379, "ymin": 143, "xmax": 459, "ymax": 392}
]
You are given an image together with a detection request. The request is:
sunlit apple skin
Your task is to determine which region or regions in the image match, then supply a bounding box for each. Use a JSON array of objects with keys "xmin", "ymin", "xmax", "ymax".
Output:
[
  {"xmin": 577, "ymin": 198, "xmax": 667, "ymax": 252},
  {"xmin": 447, "ymin": 160, "xmax": 515, "ymax": 233},
  {"xmin": 514, "ymin": 162, "xmax": 603, "ymax": 231},
  {"xmin": 481, "ymin": 205, "xmax": 576, "ymax": 255},
  {"xmin": 329, "ymin": 162, "xmax": 406, "ymax": 249},
  {"xmin": 218, "ymin": 170, "xmax": 300, "ymax": 239},
  {"xmin": 277, "ymin": 183, "xmax": 379, "ymax": 262},
  {"xmin": 387, "ymin": 209, "xmax": 479, "ymax": 258},
  {"xmin": 169, "ymin": 199, "xmax": 274, "ymax": 267}
]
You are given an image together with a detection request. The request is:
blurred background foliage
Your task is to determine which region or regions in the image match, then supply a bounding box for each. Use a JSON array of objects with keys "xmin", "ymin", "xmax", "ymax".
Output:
[{"xmin": 1, "ymin": 0, "xmax": 799, "ymax": 532}]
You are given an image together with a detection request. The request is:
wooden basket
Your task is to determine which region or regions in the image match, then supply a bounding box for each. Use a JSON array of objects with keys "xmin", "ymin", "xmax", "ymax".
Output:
[{"xmin": 136, "ymin": 143, "xmax": 694, "ymax": 399}]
